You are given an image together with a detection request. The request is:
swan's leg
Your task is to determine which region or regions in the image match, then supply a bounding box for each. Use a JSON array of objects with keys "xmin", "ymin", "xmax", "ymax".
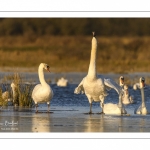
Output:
[
  {"xmin": 99, "ymin": 96, "xmax": 105, "ymax": 114},
  {"xmin": 89, "ymin": 103, "xmax": 92, "ymax": 114},
  {"xmin": 47, "ymin": 102, "xmax": 50, "ymax": 112},
  {"xmin": 35, "ymin": 104, "xmax": 38, "ymax": 113},
  {"xmin": 99, "ymin": 102, "xmax": 104, "ymax": 114},
  {"xmin": 87, "ymin": 96, "xmax": 93, "ymax": 114}
]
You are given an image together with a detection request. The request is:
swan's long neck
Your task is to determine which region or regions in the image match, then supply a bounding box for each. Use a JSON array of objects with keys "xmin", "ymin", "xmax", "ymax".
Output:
[
  {"xmin": 118, "ymin": 93, "xmax": 123, "ymax": 108},
  {"xmin": 141, "ymin": 88, "xmax": 146, "ymax": 108},
  {"xmin": 38, "ymin": 65, "xmax": 47, "ymax": 86},
  {"xmin": 87, "ymin": 37, "xmax": 97, "ymax": 79}
]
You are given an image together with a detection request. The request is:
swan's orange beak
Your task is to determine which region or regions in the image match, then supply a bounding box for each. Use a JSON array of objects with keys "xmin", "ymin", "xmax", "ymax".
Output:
[
  {"xmin": 142, "ymin": 81, "xmax": 145, "ymax": 87},
  {"xmin": 121, "ymin": 78, "xmax": 124, "ymax": 84}
]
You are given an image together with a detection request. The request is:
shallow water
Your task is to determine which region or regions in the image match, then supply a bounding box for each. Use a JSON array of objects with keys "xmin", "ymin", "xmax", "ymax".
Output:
[{"xmin": 1, "ymin": 81, "xmax": 150, "ymax": 132}]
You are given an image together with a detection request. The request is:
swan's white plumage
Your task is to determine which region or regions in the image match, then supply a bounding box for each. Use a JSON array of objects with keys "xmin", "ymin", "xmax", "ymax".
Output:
[
  {"xmin": 74, "ymin": 32, "xmax": 123, "ymax": 114},
  {"xmin": 103, "ymin": 103, "xmax": 127, "ymax": 115},
  {"xmin": 122, "ymin": 85, "xmax": 134, "ymax": 105},
  {"xmin": 11, "ymin": 82, "xmax": 17, "ymax": 102},
  {"xmin": 119, "ymin": 76, "xmax": 124, "ymax": 88},
  {"xmin": 119, "ymin": 76, "xmax": 134, "ymax": 105},
  {"xmin": 32, "ymin": 63, "xmax": 53, "ymax": 112},
  {"xmin": 57, "ymin": 77, "xmax": 68, "ymax": 87},
  {"xmin": 2, "ymin": 91, "xmax": 9, "ymax": 100},
  {"xmin": 134, "ymin": 77, "xmax": 148, "ymax": 115}
]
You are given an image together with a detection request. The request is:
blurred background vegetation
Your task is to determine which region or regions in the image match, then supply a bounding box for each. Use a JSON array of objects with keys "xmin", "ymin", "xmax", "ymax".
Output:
[{"xmin": 0, "ymin": 18, "xmax": 150, "ymax": 73}]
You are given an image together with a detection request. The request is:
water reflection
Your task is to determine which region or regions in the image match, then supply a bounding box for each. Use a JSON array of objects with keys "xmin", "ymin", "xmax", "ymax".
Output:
[
  {"xmin": 1, "ymin": 106, "xmax": 150, "ymax": 132},
  {"xmin": 31, "ymin": 113, "xmax": 51, "ymax": 132},
  {"xmin": 139, "ymin": 117, "xmax": 146, "ymax": 132},
  {"xmin": 83, "ymin": 114, "xmax": 104, "ymax": 132},
  {"xmin": 118, "ymin": 117, "xmax": 123, "ymax": 132}
]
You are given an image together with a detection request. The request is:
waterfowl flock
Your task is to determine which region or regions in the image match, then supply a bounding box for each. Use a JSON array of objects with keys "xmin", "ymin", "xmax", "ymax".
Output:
[{"xmin": 0, "ymin": 32, "xmax": 149, "ymax": 116}]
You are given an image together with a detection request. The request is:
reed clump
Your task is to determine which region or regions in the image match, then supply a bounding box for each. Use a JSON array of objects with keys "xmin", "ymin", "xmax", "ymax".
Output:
[{"xmin": 0, "ymin": 73, "xmax": 33, "ymax": 107}]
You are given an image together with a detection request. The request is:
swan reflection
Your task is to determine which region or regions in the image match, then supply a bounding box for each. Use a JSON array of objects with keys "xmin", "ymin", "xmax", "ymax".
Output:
[{"xmin": 31, "ymin": 113, "xmax": 51, "ymax": 132}]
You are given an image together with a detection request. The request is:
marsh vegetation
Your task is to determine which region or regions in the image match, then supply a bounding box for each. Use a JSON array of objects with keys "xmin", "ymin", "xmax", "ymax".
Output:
[
  {"xmin": 0, "ymin": 36, "xmax": 150, "ymax": 73},
  {"xmin": 0, "ymin": 73, "xmax": 33, "ymax": 107}
]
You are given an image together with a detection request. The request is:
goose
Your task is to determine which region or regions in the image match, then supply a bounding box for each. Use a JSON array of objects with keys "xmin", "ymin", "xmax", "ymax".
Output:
[
  {"xmin": 32, "ymin": 63, "xmax": 53, "ymax": 113},
  {"xmin": 57, "ymin": 77, "xmax": 68, "ymax": 87},
  {"xmin": 134, "ymin": 77, "xmax": 149, "ymax": 115},
  {"xmin": 74, "ymin": 32, "xmax": 124, "ymax": 114}
]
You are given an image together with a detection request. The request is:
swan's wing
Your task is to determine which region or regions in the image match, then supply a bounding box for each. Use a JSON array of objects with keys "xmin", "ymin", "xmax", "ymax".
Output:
[
  {"xmin": 31, "ymin": 84, "xmax": 41, "ymax": 98},
  {"xmin": 104, "ymin": 78, "xmax": 123, "ymax": 95},
  {"xmin": 134, "ymin": 104, "xmax": 142, "ymax": 114},
  {"xmin": 133, "ymin": 83, "xmax": 140, "ymax": 90},
  {"xmin": 74, "ymin": 78, "xmax": 85, "ymax": 94}
]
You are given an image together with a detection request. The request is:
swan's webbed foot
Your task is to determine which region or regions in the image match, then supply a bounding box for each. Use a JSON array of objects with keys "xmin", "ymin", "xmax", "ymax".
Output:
[
  {"xmin": 84, "ymin": 111, "xmax": 94, "ymax": 115},
  {"xmin": 88, "ymin": 111, "xmax": 93, "ymax": 114},
  {"xmin": 97, "ymin": 111, "xmax": 105, "ymax": 115},
  {"xmin": 47, "ymin": 111, "xmax": 53, "ymax": 113}
]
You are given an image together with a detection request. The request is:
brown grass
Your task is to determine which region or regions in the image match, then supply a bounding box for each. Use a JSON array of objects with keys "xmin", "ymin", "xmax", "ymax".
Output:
[{"xmin": 0, "ymin": 35, "xmax": 150, "ymax": 73}]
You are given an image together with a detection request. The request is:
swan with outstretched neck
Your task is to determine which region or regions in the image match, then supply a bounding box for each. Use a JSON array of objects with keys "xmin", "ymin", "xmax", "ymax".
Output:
[
  {"xmin": 74, "ymin": 32, "xmax": 124, "ymax": 114},
  {"xmin": 134, "ymin": 77, "xmax": 148, "ymax": 115},
  {"xmin": 119, "ymin": 76, "xmax": 134, "ymax": 105},
  {"xmin": 122, "ymin": 84, "xmax": 134, "ymax": 104},
  {"xmin": 32, "ymin": 63, "xmax": 53, "ymax": 113}
]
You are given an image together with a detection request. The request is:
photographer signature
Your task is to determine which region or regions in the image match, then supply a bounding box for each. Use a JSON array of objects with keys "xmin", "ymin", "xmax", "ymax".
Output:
[{"xmin": 0, "ymin": 120, "xmax": 18, "ymax": 126}]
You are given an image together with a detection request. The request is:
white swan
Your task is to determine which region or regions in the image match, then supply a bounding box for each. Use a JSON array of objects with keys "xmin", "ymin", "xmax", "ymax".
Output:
[
  {"xmin": 10, "ymin": 82, "xmax": 19, "ymax": 106},
  {"xmin": 57, "ymin": 77, "xmax": 68, "ymax": 87},
  {"xmin": 2, "ymin": 91, "xmax": 10, "ymax": 100},
  {"xmin": 134, "ymin": 77, "xmax": 148, "ymax": 115},
  {"xmin": 122, "ymin": 84, "xmax": 134, "ymax": 105},
  {"xmin": 74, "ymin": 32, "xmax": 124, "ymax": 114},
  {"xmin": 1, "ymin": 84, "xmax": 11, "ymax": 102},
  {"xmin": 103, "ymin": 98, "xmax": 127, "ymax": 115},
  {"xmin": 119, "ymin": 76, "xmax": 134, "ymax": 105},
  {"xmin": 32, "ymin": 63, "xmax": 53, "ymax": 113}
]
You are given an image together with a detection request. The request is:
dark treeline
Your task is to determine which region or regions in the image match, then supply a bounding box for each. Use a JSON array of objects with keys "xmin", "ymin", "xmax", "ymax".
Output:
[{"xmin": 1, "ymin": 18, "xmax": 150, "ymax": 36}]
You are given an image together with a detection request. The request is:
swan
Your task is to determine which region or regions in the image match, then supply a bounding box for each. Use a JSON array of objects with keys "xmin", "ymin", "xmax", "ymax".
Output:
[
  {"xmin": 10, "ymin": 82, "xmax": 19, "ymax": 106},
  {"xmin": 103, "ymin": 97, "xmax": 127, "ymax": 115},
  {"xmin": 119, "ymin": 76, "xmax": 134, "ymax": 105},
  {"xmin": 122, "ymin": 84, "xmax": 134, "ymax": 105},
  {"xmin": 74, "ymin": 32, "xmax": 124, "ymax": 114},
  {"xmin": 32, "ymin": 63, "xmax": 53, "ymax": 113},
  {"xmin": 57, "ymin": 77, "xmax": 68, "ymax": 87},
  {"xmin": 1, "ymin": 84, "xmax": 12, "ymax": 104},
  {"xmin": 2, "ymin": 91, "xmax": 10, "ymax": 100},
  {"xmin": 134, "ymin": 77, "xmax": 149, "ymax": 115}
]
